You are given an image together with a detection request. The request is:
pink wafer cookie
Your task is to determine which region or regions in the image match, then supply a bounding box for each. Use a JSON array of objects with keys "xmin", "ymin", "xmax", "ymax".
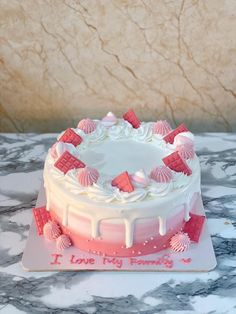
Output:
[
  {"xmin": 123, "ymin": 109, "xmax": 141, "ymax": 129},
  {"xmin": 162, "ymin": 151, "xmax": 192, "ymax": 176},
  {"xmin": 183, "ymin": 213, "xmax": 205, "ymax": 242},
  {"xmin": 112, "ymin": 171, "xmax": 134, "ymax": 193},
  {"xmin": 54, "ymin": 151, "xmax": 85, "ymax": 174},
  {"xmin": 59, "ymin": 128, "xmax": 83, "ymax": 147},
  {"xmin": 33, "ymin": 206, "xmax": 51, "ymax": 235},
  {"xmin": 163, "ymin": 123, "xmax": 189, "ymax": 144}
]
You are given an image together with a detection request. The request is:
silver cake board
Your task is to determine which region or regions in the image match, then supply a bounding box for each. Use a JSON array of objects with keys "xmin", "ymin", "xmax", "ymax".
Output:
[{"xmin": 22, "ymin": 184, "xmax": 217, "ymax": 272}]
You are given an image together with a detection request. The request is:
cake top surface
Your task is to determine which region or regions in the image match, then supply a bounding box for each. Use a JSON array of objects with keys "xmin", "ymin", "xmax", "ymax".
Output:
[
  {"xmin": 44, "ymin": 110, "xmax": 199, "ymax": 204},
  {"xmin": 78, "ymin": 138, "xmax": 168, "ymax": 177}
]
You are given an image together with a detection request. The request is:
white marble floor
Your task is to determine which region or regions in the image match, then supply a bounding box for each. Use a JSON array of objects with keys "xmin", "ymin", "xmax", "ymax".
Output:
[{"xmin": 0, "ymin": 133, "xmax": 236, "ymax": 313}]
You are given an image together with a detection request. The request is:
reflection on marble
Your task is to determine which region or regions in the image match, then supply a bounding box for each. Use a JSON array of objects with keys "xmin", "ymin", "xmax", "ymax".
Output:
[
  {"xmin": 1, "ymin": 1, "xmax": 236, "ymax": 132},
  {"xmin": 0, "ymin": 133, "xmax": 236, "ymax": 313}
]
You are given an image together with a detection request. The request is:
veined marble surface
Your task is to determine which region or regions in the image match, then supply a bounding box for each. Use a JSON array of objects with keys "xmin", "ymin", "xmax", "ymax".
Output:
[
  {"xmin": 0, "ymin": 133, "xmax": 236, "ymax": 314},
  {"xmin": 1, "ymin": 0, "xmax": 236, "ymax": 132}
]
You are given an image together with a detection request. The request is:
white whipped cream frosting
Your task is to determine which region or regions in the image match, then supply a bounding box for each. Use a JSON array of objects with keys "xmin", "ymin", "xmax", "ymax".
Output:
[{"xmin": 46, "ymin": 119, "xmax": 199, "ymax": 204}]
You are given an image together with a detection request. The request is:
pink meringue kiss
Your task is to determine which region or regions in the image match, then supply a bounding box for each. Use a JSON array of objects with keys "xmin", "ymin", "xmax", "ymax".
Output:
[
  {"xmin": 131, "ymin": 169, "xmax": 149, "ymax": 187},
  {"xmin": 50, "ymin": 142, "xmax": 75, "ymax": 160},
  {"xmin": 177, "ymin": 144, "xmax": 195, "ymax": 160},
  {"xmin": 174, "ymin": 133, "xmax": 194, "ymax": 147},
  {"xmin": 170, "ymin": 231, "xmax": 190, "ymax": 252},
  {"xmin": 56, "ymin": 234, "xmax": 72, "ymax": 251},
  {"xmin": 77, "ymin": 166, "xmax": 99, "ymax": 187},
  {"xmin": 150, "ymin": 166, "xmax": 173, "ymax": 183},
  {"xmin": 101, "ymin": 112, "xmax": 117, "ymax": 127},
  {"xmin": 43, "ymin": 220, "xmax": 61, "ymax": 241},
  {"xmin": 77, "ymin": 118, "xmax": 97, "ymax": 134},
  {"xmin": 152, "ymin": 120, "xmax": 172, "ymax": 136}
]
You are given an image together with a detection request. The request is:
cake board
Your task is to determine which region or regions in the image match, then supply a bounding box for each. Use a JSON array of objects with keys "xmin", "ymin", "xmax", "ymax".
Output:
[{"xmin": 22, "ymin": 183, "xmax": 217, "ymax": 272}]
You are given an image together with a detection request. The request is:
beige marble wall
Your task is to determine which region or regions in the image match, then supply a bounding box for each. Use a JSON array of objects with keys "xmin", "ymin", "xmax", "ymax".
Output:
[{"xmin": 0, "ymin": 0, "xmax": 236, "ymax": 132}]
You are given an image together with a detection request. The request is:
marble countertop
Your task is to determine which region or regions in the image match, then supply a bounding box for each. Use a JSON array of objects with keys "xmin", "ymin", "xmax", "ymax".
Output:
[{"xmin": 0, "ymin": 133, "xmax": 235, "ymax": 314}]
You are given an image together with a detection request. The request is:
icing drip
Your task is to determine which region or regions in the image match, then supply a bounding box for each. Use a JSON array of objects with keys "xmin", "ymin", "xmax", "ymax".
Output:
[
  {"xmin": 91, "ymin": 218, "xmax": 100, "ymax": 238},
  {"xmin": 62, "ymin": 205, "xmax": 69, "ymax": 226},
  {"xmin": 159, "ymin": 217, "xmax": 167, "ymax": 236},
  {"xmin": 124, "ymin": 219, "xmax": 135, "ymax": 248},
  {"xmin": 184, "ymin": 207, "xmax": 191, "ymax": 222},
  {"xmin": 184, "ymin": 192, "xmax": 192, "ymax": 221}
]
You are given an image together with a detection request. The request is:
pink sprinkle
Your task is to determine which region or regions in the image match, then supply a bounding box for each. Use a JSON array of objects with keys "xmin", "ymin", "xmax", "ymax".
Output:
[{"xmin": 180, "ymin": 258, "xmax": 192, "ymax": 264}]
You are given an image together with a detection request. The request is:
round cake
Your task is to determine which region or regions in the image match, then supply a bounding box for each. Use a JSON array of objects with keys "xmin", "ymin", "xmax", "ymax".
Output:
[{"xmin": 43, "ymin": 110, "xmax": 201, "ymax": 257}]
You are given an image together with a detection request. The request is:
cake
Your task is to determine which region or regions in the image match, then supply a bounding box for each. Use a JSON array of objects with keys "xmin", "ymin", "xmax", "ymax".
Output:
[{"xmin": 41, "ymin": 109, "xmax": 204, "ymax": 257}]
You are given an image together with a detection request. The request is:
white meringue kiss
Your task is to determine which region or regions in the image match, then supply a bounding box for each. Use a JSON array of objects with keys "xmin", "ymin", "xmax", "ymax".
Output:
[
  {"xmin": 131, "ymin": 169, "xmax": 149, "ymax": 187},
  {"xmin": 101, "ymin": 112, "xmax": 117, "ymax": 127}
]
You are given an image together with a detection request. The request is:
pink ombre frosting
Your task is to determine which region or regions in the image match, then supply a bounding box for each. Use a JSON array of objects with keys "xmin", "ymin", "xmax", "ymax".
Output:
[
  {"xmin": 43, "ymin": 220, "xmax": 61, "ymax": 240},
  {"xmin": 177, "ymin": 144, "xmax": 195, "ymax": 160},
  {"xmin": 77, "ymin": 118, "xmax": 97, "ymax": 134},
  {"xmin": 131, "ymin": 169, "xmax": 149, "ymax": 187},
  {"xmin": 50, "ymin": 206, "xmax": 187, "ymax": 257},
  {"xmin": 152, "ymin": 120, "xmax": 172, "ymax": 136},
  {"xmin": 170, "ymin": 231, "xmax": 190, "ymax": 252},
  {"xmin": 50, "ymin": 142, "xmax": 75, "ymax": 160},
  {"xmin": 101, "ymin": 112, "xmax": 117, "ymax": 127},
  {"xmin": 56, "ymin": 234, "xmax": 72, "ymax": 251},
  {"xmin": 77, "ymin": 166, "xmax": 99, "ymax": 187},
  {"xmin": 150, "ymin": 166, "xmax": 173, "ymax": 183}
]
